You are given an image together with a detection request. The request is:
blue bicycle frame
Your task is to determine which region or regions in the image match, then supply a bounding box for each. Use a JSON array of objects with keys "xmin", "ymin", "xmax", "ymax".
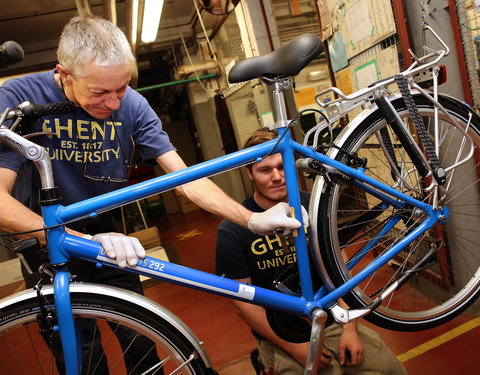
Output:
[{"xmin": 39, "ymin": 121, "xmax": 446, "ymax": 374}]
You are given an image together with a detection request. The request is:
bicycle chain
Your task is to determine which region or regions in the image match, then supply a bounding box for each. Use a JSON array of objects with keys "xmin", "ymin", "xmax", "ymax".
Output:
[{"xmin": 394, "ymin": 75, "xmax": 445, "ymax": 184}]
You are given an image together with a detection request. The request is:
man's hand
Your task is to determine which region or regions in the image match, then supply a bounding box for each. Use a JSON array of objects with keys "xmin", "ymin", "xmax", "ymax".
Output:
[
  {"xmin": 339, "ymin": 324, "xmax": 364, "ymax": 367},
  {"xmin": 84, "ymin": 232, "xmax": 146, "ymax": 268},
  {"xmin": 247, "ymin": 202, "xmax": 309, "ymax": 236}
]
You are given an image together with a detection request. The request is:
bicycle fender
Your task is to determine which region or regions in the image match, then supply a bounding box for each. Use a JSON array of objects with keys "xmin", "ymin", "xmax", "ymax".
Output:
[
  {"xmin": 0, "ymin": 283, "xmax": 215, "ymax": 370},
  {"xmin": 308, "ymin": 98, "xmax": 389, "ymax": 292}
]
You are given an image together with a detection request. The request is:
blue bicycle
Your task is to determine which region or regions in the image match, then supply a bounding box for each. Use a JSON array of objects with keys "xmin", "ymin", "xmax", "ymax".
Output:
[{"xmin": 0, "ymin": 25, "xmax": 479, "ymax": 374}]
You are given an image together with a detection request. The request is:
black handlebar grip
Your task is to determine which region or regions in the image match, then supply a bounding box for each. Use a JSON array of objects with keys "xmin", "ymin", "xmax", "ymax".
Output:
[{"xmin": 17, "ymin": 101, "xmax": 75, "ymax": 120}]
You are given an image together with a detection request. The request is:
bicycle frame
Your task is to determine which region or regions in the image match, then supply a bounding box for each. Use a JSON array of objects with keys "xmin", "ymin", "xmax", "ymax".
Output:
[{"xmin": 26, "ymin": 120, "xmax": 442, "ymax": 373}]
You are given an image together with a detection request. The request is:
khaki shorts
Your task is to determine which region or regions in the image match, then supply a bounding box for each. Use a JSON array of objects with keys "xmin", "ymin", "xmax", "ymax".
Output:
[{"xmin": 256, "ymin": 324, "xmax": 407, "ymax": 375}]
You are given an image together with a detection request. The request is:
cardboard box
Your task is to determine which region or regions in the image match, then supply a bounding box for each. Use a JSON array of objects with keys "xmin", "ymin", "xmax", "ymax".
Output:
[
  {"xmin": 0, "ymin": 257, "xmax": 24, "ymax": 288},
  {"xmin": 128, "ymin": 226, "xmax": 161, "ymax": 249},
  {"xmin": 178, "ymin": 196, "xmax": 200, "ymax": 213},
  {"xmin": 162, "ymin": 190, "xmax": 181, "ymax": 214}
]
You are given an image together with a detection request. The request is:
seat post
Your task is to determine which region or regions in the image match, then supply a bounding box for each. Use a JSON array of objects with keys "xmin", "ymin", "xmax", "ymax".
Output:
[{"xmin": 271, "ymin": 79, "xmax": 292, "ymax": 130}]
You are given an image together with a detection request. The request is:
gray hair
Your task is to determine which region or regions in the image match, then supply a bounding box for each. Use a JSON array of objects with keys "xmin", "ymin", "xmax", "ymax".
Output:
[{"xmin": 57, "ymin": 15, "xmax": 134, "ymax": 77}]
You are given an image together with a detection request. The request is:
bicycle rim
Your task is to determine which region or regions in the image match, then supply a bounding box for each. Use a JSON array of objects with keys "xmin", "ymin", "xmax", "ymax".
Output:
[
  {"xmin": 315, "ymin": 95, "xmax": 480, "ymax": 331},
  {"xmin": 0, "ymin": 285, "xmax": 212, "ymax": 374}
]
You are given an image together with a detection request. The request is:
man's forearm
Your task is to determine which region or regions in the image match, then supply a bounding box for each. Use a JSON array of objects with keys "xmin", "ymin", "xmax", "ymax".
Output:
[
  {"xmin": 0, "ymin": 192, "xmax": 85, "ymax": 246},
  {"xmin": 178, "ymin": 178, "xmax": 252, "ymax": 228},
  {"xmin": 0, "ymin": 191, "xmax": 46, "ymax": 244},
  {"xmin": 156, "ymin": 151, "xmax": 253, "ymax": 228}
]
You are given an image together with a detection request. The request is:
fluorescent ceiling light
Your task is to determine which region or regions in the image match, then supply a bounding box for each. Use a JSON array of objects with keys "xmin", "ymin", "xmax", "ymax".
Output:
[
  {"xmin": 131, "ymin": 0, "xmax": 138, "ymax": 45},
  {"xmin": 141, "ymin": 0, "xmax": 164, "ymax": 43}
]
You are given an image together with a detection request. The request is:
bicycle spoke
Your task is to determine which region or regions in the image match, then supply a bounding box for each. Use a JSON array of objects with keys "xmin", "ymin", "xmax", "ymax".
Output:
[{"xmin": 0, "ymin": 289, "xmax": 208, "ymax": 374}]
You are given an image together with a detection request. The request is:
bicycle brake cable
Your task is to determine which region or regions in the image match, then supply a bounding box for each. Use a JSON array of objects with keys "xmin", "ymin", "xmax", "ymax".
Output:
[
  {"xmin": 261, "ymin": 108, "xmax": 331, "ymax": 159},
  {"xmin": 0, "ymin": 215, "xmax": 96, "ymax": 239}
]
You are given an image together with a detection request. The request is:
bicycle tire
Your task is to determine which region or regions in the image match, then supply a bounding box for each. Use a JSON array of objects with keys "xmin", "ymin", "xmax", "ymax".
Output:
[
  {"xmin": 312, "ymin": 94, "xmax": 480, "ymax": 331},
  {"xmin": 0, "ymin": 283, "xmax": 214, "ymax": 374}
]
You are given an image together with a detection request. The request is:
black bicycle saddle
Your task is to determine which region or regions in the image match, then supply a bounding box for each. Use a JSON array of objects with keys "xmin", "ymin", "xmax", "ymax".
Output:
[{"xmin": 228, "ymin": 33, "xmax": 324, "ymax": 84}]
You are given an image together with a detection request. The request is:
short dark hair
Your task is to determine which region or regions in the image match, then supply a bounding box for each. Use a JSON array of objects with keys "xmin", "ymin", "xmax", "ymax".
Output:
[
  {"xmin": 242, "ymin": 128, "xmax": 278, "ymax": 170},
  {"xmin": 242, "ymin": 128, "xmax": 277, "ymax": 149}
]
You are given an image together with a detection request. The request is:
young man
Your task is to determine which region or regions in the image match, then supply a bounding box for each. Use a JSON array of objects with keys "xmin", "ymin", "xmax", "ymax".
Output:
[
  {"xmin": 216, "ymin": 129, "xmax": 407, "ymax": 375},
  {"xmin": 0, "ymin": 16, "xmax": 302, "ymax": 373}
]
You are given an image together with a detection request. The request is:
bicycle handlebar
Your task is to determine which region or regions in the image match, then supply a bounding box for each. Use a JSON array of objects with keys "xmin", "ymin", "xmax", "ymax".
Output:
[
  {"xmin": 0, "ymin": 101, "xmax": 74, "ymax": 189},
  {"xmin": 0, "ymin": 100, "xmax": 74, "ymax": 125}
]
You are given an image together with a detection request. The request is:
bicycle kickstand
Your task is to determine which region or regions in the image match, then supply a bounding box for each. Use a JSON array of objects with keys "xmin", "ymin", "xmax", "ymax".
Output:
[{"xmin": 304, "ymin": 309, "xmax": 328, "ymax": 375}]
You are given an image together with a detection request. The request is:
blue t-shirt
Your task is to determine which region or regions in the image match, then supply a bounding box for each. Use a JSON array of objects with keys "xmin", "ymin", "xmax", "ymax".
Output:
[{"xmin": 0, "ymin": 69, "xmax": 175, "ymax": 211}]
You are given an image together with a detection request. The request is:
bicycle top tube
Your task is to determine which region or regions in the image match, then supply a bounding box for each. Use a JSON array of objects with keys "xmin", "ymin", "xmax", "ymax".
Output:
[{"xmin": 56, "ymin": 138, "xmax": 286, "ymax": 224}]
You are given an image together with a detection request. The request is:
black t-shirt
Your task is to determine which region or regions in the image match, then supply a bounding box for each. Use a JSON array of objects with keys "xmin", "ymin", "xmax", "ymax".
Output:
[{"xmin": 215, "ymin": 192, "xmax": 310, "ymax": 290}]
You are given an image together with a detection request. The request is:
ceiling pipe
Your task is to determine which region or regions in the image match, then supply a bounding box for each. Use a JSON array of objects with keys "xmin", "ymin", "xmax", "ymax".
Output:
[
  {"xmin": 103, "ymin": 0, "xmax": 117, "ymax": 25},
  {"xmin": 136, "ymin": 73, "xmax": 217, "ymax": 93},
  {"xmin": 75, "ymin": 0, "xmax": 93, "ymax": 16},
  {"xmin": 176, "ymin": 61, "xmax": 217, "ymax": 76}
]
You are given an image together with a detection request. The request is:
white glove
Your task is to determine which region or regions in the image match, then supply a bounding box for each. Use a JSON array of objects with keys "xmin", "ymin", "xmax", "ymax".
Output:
[
  {"xmin": 247, "ymin": 202, "xmax": 309, "ymax": 236},
  {"xmin": 83, "ymin": 232, "xmax": 146, "ymax": 268}
]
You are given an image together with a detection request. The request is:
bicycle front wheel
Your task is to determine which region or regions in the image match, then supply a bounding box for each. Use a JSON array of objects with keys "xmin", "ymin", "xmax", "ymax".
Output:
[
  {"xmin": 0, "ymin": 283, "xmax": 214, "ymax": 374},
  {"xmin": 312, "ymin": 94, "xmax": 480, "ymax": 331}
]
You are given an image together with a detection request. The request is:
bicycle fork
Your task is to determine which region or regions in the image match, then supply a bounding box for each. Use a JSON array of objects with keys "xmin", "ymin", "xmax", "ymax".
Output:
[{"xmin": 53, "ymin": 270, "xmax": 81, "ymax": 375}]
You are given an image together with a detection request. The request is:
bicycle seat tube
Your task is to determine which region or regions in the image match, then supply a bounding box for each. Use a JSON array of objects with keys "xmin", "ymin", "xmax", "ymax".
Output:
[{"xmin": 269, "ymin": 78, "xmax": 315, "ymax": 301}]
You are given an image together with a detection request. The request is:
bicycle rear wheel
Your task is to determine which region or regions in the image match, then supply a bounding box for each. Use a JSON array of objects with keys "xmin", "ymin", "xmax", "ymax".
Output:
[
  {"xmin": 0, "ymin": 283, "xmax": 214, "ymax": 374},
  {"xmin": 312, "ymin": 94, "xmax": 480, "ymax": 331}
]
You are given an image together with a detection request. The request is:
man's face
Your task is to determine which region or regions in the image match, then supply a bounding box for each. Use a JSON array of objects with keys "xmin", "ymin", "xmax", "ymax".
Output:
[
  {"xmin": 65, "ymin": 63, "xmax": 131, "ymax": 119},
  {"xmin": 248, "ymin": 153, "xmax": 287, "ymax": 205}
]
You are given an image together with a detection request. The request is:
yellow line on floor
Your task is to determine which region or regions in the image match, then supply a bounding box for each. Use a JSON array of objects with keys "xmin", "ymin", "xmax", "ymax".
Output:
[{"xmin": 397, "ymin": 317, "xmax": 480, "ymax": 363}]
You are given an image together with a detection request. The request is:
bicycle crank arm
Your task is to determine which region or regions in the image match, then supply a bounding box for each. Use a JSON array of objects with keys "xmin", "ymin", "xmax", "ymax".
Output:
[{"xmin": 304, "ymin": 309, "xmax": 328, "ymax": 375}]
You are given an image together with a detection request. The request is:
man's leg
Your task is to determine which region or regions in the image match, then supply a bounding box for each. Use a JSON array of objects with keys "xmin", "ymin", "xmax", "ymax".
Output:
[
  {"xmin": 323, "ymin": 323, "xmax": 407, "ymax": 375},
  {"xmin": 255, "ymin": 337, "xmax": 341, "ymax": 375}
]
